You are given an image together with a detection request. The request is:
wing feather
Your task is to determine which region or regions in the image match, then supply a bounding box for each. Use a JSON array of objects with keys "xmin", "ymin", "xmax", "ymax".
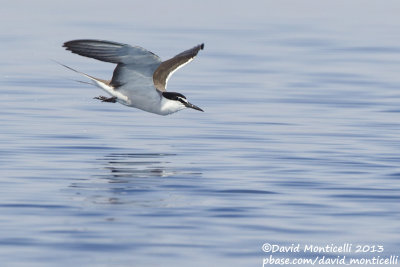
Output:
[
  {"xmin": 153, "ymin": 43, "xmax": 204, "ymax": 91},
  {"xmin": 63, "ymin": 39, "xmax": 161, "ymax": 65},
  {"xmin": 63, "ymin": 39, "xmax": 162, "ymax": 90}
]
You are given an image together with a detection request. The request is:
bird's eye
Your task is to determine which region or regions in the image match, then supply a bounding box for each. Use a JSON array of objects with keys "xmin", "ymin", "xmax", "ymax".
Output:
[{"xmin": 177, "ymin": 97, "xmax": 187, "ymax": 104}]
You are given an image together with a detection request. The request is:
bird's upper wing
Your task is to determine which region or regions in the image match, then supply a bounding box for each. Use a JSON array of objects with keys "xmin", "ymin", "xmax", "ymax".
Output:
[
  {"xmin": 63, "ymin": 39, "xmax": 161, "ymax": 65},
  {"xmin": 153, "ymin": 43, "xmax": 204, "ymax": 91},
  {"xmin": 63, "ymin": 39, "xmax": 162, "ymax": 89}
]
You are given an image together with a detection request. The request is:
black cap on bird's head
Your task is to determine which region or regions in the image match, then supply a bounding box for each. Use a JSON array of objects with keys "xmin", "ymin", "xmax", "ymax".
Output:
[{"xmin": 162, "ymin": 92, "xmax": 203, "ymax": 112}]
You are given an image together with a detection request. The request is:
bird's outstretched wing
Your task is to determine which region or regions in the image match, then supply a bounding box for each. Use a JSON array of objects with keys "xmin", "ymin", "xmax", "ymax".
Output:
[
  {"xmin": 63, "ymin": 39, "xmax": 161, "ymax": 65},
  {"xmin": 63, "ymin": 39, "xmax": 163, "ymax": 89},
  {"xmin": 153, "ymin": 44, "xmax": 204, "ymax": 91}
]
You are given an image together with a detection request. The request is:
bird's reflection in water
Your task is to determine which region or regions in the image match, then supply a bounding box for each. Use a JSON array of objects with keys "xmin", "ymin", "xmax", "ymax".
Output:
[
  {"xmin": 100, "ymin": 153, "xmax": 178, "ymax": 181},
  {"xmin": 69, "ymin": 153, "xmax": 202, "ymax": 206}
]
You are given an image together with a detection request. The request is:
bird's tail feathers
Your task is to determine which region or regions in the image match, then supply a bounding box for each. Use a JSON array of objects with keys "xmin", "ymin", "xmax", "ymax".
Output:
[
  {"xmin": 54, "ymin": 60, "xmax": 113, "ymax": 89},
  {"xmin": 71, "ymin": 79, "xmax": 93, "ymax": 86}
]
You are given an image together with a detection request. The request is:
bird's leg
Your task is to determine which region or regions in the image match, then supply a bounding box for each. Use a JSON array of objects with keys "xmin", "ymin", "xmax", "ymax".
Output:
[{"xmin": 94, "ymin": 96, "xmax": 117, "ymax": 103}]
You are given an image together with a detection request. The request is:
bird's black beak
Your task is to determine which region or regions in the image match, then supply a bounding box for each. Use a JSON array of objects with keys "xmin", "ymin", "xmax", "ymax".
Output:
[{"xmin": 185, "ymin": 101, "xmax": 204, "ymax": 112}]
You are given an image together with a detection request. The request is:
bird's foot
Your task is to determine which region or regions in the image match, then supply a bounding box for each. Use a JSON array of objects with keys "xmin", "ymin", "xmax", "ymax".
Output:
[{"xmin": 94, "ymin": 96, "xmax": 117, "ymax": 103}]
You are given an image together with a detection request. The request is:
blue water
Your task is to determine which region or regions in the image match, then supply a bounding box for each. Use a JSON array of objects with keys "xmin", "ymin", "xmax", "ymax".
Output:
[{"xmin": 2, "ymin": 1, "xmax": 400, "ymax": 266}]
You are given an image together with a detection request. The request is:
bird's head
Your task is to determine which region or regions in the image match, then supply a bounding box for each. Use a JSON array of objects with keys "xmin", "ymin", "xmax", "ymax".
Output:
[{"xmin": 162, "ymin": 92, "xmax": 203, "ymax": 113}]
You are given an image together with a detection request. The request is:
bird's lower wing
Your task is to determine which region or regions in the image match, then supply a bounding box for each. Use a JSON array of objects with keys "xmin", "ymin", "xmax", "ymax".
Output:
[{"xmin": 153, "ymin": 43, "xmax": 204, "ymax": 91}]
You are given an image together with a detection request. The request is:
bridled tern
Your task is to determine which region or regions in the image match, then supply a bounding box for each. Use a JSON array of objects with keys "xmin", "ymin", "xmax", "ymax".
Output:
[{"xmin": 62, "ymin": 39, "xmax": 204, "ymax": 115}]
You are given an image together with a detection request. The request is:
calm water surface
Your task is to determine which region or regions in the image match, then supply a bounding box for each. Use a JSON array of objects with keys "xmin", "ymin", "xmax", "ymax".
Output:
[{"xmin": 1, "ymin": 1, "xmax": 400, "ymax": 266}]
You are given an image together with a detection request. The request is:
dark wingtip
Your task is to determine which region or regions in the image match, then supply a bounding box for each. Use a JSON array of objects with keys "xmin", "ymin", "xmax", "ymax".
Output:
[
  {"xmin": 200, "ymin": 43, "xmax": 204, "ymax": 50},
  {"xmin": 62, "ymin": 41, "xmax": 72, "ymax": 50},
  {"xmin": 62, "ymin": 40, "xmax": 80, "ymax": 50},
  {"xmin": 62, "ymin": 40, "xmax": 70, "ymax": 48}
]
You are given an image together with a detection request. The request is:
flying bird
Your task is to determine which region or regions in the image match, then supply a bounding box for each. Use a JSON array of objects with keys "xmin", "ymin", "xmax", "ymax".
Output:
[{"xmin": 62, "ymin": 39, "xmax": 204, "ymax": 115}]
